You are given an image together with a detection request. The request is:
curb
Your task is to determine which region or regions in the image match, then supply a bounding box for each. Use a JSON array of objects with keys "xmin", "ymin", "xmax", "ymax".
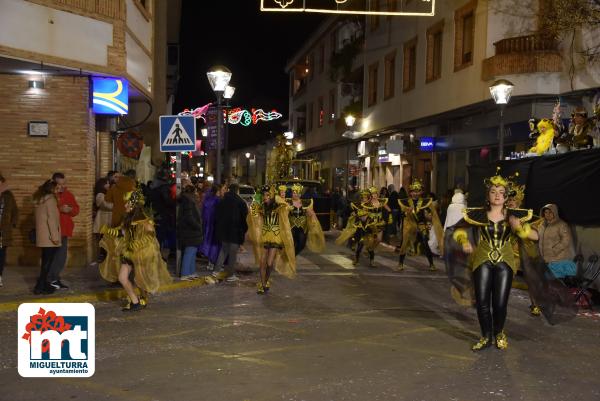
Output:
[{"xmin": 0, "ymin": 276, "xmax": 213, "ymax": 314}]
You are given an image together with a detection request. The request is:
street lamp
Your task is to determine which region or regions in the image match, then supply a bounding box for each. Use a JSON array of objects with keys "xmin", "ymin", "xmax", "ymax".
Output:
[
  {"xmin": 342, "ymin": 115, "xmax": 359, "ymax": 193},
  {"xmin": 245, "ymin": 152, "xmax": 251, "ymax": 184},
  {"xmin": 489, "ymin": 79, "xmax": 514, "ymax": 160},
  {"xmin": 207, "ymin": 65, "xmax": 232, "ymax": 184}
]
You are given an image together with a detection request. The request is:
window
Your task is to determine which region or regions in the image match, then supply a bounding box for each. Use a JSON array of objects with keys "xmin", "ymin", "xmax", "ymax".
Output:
[
  {"xmin": 318, "ymin": 43, "xmax": 325, "ymax": 74},
  {"xmin": 329, "ymin": 88, "xmax": 336, "ymax": 123},
  {"xmin": 403, "ymin": 37, "xmax": 417, "ymax": 92},
  {"xmin": 308, "ymin": 102, "xmax": 314, "ymax": 132},
  {"xmin": 426, "ymin": 20, "xmax": 444, "ymax": 82},
  {"xmin": 384, "ymin": 51, "xmax": 396, "ymax": 100},
  {"xmin": 369, "ymin": 0, "xmax": 380, "ymax": 31},
  {"xmin": 368, "ymin": 62, "xmax": 379, "ymax": 107},
  {"xmin": 454, "ymin": 0, "xmax": 476, "ymax": 71},
  {"xmin": 318, "ymin": 96, "xmax": 324, "ymax": 127}
]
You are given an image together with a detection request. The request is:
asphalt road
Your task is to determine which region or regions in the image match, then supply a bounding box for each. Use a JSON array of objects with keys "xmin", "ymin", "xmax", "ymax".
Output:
[{"xmin": 1, "ymin": 237, "xmax": 599, "ymax": 401}]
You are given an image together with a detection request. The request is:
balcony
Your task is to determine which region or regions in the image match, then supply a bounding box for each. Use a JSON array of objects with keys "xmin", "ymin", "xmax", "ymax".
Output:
[{"xmin": 482, "ymin": 34, "xmax": 562, "ymax": 80}]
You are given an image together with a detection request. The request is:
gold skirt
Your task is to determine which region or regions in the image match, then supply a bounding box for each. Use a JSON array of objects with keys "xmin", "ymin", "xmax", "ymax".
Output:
[{"xmin": 262, "ymin": 230, "xmax": 283, "ymax": 249}]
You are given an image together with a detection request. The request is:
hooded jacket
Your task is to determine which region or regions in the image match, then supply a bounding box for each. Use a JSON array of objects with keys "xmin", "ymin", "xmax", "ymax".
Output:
[
  {"xmin": 444, "ymin": 192, "xmax": 466, "ymax": 230},
  {"xmin": 536, "ymin": 204, "xmax": 574, "ymax": 263}
]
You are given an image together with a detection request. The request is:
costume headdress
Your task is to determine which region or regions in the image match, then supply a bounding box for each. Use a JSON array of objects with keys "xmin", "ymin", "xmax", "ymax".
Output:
[
  {"xmin": 572, "ymin": 106, "xmax": 588, "ymax": 118},
  {"xmin": 408, "ymin": 178, "xmax": 424, "ymax": 192},
  {"xmin": 291, "ymin": 183, "xmax": 303, "ymax": 194},
  {"xmin": 368, "ymin": 186, "xmax": 379, "ymax": 195},
  {"xmin": 278, "ymin": 184, "xmax": 287, "ymax": 193},
  {"xmin": 484, "ymin": 167, "xmax": 509, "ymax": 189},
  {"xmin": 508, "ymin": 183, "xmax": 525, "ymax": 205},
  {"xmin": 359, "ymin": 189, "xmax": 370, "ymax": 198},
  {"xmin": 124, "ymin": 183, "xmax": 144, "ymax": 206},
  {"xmin": 261, "ymin": 184, "xmax": 273, "ymax": 195}
]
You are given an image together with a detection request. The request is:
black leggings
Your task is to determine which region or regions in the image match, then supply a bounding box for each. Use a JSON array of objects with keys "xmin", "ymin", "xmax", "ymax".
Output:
[
  {"xmin": 292, "ymin": 226, "xmax": 307, "ymax": 256},
  {"xmin": 473, "ymin": 261, "xmax": 514, "ymax": 339}
]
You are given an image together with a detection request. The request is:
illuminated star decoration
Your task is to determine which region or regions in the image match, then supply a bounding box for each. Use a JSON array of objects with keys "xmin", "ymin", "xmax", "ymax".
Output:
[
  {"xmin": 228, "ymin": 108, "xmax": 283, "ymax": 126},
  {"xmin": 274, "ymin": 0, "xmax": 295, "ymax": 8},
  {"xmin": 178, "ymin": 103, "xmax": 212, "ymax": 122}
]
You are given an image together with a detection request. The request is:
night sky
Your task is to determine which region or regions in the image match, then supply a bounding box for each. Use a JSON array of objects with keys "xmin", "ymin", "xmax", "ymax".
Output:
[{"xmin": 175, "ymin": 1, "xmax": 324, "ymax": 149}]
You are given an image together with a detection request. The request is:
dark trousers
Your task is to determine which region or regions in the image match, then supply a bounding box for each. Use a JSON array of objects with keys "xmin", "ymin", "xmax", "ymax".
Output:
[
  {"xmin": 36, "ymin": 247, "xmax": 59, "ymax": 291},
  {"xmin": 215, "ymin": 242, "xmax": 240, "ymax": 275},
  {"xmin": 49, "ymin": 236, "xmax": 68, "ymax": 282},
  {"xmin": 0, "ymin": 247, "xmax": 6, "ymax": 276},
  {"xmin": 292, "ymin": 227, "xmax": 307, "ymax": 256},
  {"xmin": 473, "ymin": 261, "xmax": 514, "ymax": 339},
  {"xmin": 399, "ymin": 231, "xmax": 433, "ymax": 265}
]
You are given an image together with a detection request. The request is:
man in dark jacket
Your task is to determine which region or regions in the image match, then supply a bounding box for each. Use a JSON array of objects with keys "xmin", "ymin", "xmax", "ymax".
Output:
[{"xmin": 213, "ymin": 184, "xmax": 248, "ymax": 281}]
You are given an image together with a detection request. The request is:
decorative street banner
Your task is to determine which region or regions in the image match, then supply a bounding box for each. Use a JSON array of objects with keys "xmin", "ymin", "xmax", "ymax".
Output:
[
  {"xmin": 260, "ymin": 0, "xmax": 435, "ymax": 16},
  {"xmin": 206, "ymin": 106, "xmax": 221, "ymax": 151}
]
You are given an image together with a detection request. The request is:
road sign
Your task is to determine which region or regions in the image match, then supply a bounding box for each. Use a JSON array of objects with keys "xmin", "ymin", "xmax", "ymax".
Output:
[{"xmin": 159, "ymin": 115, "xmax": 196, "ymax": 152}]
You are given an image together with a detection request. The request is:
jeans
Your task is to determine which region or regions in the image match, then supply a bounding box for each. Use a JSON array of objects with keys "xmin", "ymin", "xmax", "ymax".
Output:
[
  {"xmin": 215, "ymin": 242, "xmax": 240, "ymax": 275},
  {"xmin": 49, "ymin": 236, "xmax": 68, "ymax": 282},
  {"xmin": 181, "ymin": 246, "xmax": 198, "ymax": 276},
  {"xmin": 36, "ymin": 247, "xmax": 59, "ymax": 291}
]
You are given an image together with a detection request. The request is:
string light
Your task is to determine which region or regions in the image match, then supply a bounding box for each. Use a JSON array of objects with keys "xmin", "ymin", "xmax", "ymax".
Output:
[{"xmin": 228, "ymin": 108, "xmax": 283, "ymax": 126}]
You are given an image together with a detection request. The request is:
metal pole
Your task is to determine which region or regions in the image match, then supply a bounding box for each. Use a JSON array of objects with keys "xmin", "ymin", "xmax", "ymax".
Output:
[
  {"xmin": 345, "ymin": 142, "xmax": 350, "ymax": 194},
  {"xmin": 216, "ymin": 92, "xmax": 223, "ymax": 184},
  {"xmin": 498, "ymin": 104, "xmax": 505, "ymax": 160},
  {"xmin": 224, "ymin": 100, "xmax": 230, "ymax": 182},
  {"xmin": 247, "ymin": 157, "xmax": 250, "ymax": 184},
  {"xmin": 175, "ymin": 152, "xmax": 182, "ymax": 277}
]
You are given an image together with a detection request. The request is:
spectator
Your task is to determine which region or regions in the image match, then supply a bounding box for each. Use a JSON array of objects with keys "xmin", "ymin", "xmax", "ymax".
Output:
[
  {"xmin": 536, "ymin": 204, "xmax": 577, "ymax": 278},
  {"xmin": 200, "ymin": 184, "xmax": 224, "ymax": 270},
  {"xmin": 149, "ymin": 168, "xmax": 176, "ymax": 255},
  {"xmin": 0, "ymin": 173, "xmax": 18, "ymax": 287},
  {"xmin": 213, "ymin": 183, "xmax": 248, "ymax": 281},
  {"xmin": 33, "ymin": 180, "xmax": 61, "ymax": 294},
  {"xmin": 107, "ymin": 170, "xmax": 118, "ymax": 185},
  {"xmin": 92, "ymin": 178, "xmax": 113, "ymax": 261},
  {"xmin": 106, "ymin": 170, "xmax": 136, "ymax": 227},
  {"xmin": 444, "ymin": 192, "xmax": 467, "ymax": 230},
  {"xmin": 177, "ymin": 185, "xmax": 203, "ymax": 280},
  {"xmin": 49, "ymin": 172, "xmax": 80, "ymax": 290},
  {"xmin": 387, "ymin": 184, "xmax": 400, "ymax": 237}
]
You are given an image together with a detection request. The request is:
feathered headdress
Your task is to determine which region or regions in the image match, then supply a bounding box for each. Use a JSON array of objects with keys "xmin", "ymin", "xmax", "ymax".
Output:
[
  {"xmin": 408, "ymin": 178, "xmax": 424, "ymax": 192},
  {"xmin": 261, "ymin": 184, "xmax": 273, "ymax": 195},
  {"xmin": 359, "ymin": 189, "xmax": 370, "ymax": 198},
  {"xmin": 368, "ymin": 186, "xmax": 378, "ymax": 195},
  {"xmin": 278, "ymin": 184, "xmax": 287, "ymax": 193},
  {"xmin": 291, "ymin": 183, "xmax": 303, "ymax": 194},
  {"xmin": 484, "ymin": 167, "xmax": 510, "ymax": 189},
  {"xmin": 508, "ymin": 183, "xmax": 525, "ymax": 205}
]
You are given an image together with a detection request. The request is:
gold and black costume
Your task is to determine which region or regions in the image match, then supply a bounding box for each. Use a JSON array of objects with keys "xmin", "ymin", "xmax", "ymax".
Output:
[
  {"xmin": 247, "ymin": 193, "xmax": 296, "ymax": 278},
  {"xmin": 287, "ymin": 198, "xmax": 325, "ymax": 255},
  {"xmin": 444, "ymin": 173, "xmax": 577, "ymax": 351},
  {"xmin": 398, "ymin": 180, "xmax": 443, "ymax": 270},
  {"xmin": 99, "ymin": 210, "xmax": 172, "ymax": 295}
]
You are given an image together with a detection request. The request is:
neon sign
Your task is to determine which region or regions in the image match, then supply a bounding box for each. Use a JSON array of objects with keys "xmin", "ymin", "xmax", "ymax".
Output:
[
  {"xmin": 227, "ymin": 108, "xmax": 283, "ymax": 126},
  {"xmin": 92, "ymin": 77, "xmax": 128, "ymax": 115},
  {"xmin": 419, "ymin": 137, "xmax": 435, "ymax": 151}
]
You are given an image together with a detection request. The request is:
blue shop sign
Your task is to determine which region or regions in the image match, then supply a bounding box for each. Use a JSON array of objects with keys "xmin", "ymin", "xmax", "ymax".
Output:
[
  {"xmin": 420, "ymin": 137, "xmax": 435, "ymax": 151},
  {"xmin": 92, "ymin": 77, "xmax": 129, "ymax": 115}
]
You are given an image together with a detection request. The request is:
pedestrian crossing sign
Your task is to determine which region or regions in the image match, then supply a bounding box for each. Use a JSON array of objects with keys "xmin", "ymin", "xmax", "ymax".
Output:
[{"xmin": 159, "ymin": 115, "xmax": 196, "ymax": 152}]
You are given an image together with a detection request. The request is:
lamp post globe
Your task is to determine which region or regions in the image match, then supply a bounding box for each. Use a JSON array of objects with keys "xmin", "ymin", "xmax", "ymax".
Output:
[
  {"xmin": 489, "ymin": 79, "xmax": 514, "ymax": 160},
  {"xmin": 206, "ymin": 65, "xmax": 232, "ymax": 184}
]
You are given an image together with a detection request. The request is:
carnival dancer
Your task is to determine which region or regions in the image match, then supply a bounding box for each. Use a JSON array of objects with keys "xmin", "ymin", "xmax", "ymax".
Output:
[
  {"xmin": 335, "ymin": 189, "xmax": 369, "ymax": 257},
  {"xmin": 287, "ymin": 183, "xmax": 325, "ymax": 255},
  {"xmin": 447, "ymin": 170, "xmax": 540, "ymax": 350},
  {"xmin": 397, "ymin": 179, "xmax": 443, "ymax": 271},
  {"xmin": 360, "ymin": 187, "xmax": 392, "ymax": 267},
  {"xmin": 99, "ymin": 184, "xmax": 172, "ymax": 311},
  {"xmin": 247, "ymin": 185, "xmax": 296, "ymax": 294}
]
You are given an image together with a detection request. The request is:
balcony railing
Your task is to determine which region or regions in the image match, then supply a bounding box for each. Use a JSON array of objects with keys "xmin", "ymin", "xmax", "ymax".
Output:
[
  {"xmin": 493, "ymin": 34, "xmax": 558, "ymax": 55},
  {"xmin": 53, "ymin": 0, "xmax": 124, "ymax": 20}
]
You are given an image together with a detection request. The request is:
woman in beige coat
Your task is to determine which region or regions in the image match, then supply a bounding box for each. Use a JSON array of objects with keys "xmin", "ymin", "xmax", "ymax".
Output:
[{"xmin": 33, "ymin": 180, "xmax": 61, "ymax": 294}]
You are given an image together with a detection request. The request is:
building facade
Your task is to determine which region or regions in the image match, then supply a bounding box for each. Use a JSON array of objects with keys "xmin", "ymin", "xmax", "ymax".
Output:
[
  {"xmin": 286, "ymin": 0, "xmax": 600, "ymax": 196},
  {"xmin": 0, "ymin": 0, "xmax": 179, "ymax": 267}
]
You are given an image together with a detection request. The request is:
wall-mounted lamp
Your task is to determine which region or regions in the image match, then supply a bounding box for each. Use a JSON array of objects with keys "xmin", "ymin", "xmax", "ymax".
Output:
[{"xmin": 29, "ymin": 80, "xmax": 44, "ymax": 89}]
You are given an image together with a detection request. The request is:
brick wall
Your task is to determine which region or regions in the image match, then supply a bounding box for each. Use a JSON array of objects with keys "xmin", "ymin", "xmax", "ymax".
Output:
[{"xmin": 0, "ymin": 74, "xmax": 96, "ymax": 268}]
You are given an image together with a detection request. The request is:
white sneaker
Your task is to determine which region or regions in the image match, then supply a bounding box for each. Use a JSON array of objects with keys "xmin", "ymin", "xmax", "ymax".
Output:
[
  {"xmin": 206, "ymin": 262, "xmax": 214, "ymax": 271},
  {"xmin": 226, "ymin": 274, "xmax": 239, "ymax": 282}
]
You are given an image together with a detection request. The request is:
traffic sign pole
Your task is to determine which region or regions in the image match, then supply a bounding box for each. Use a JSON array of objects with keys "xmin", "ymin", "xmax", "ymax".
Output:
[{"xmin": 175, "ymin": 152, "xmax": 182, "ymax": 278}]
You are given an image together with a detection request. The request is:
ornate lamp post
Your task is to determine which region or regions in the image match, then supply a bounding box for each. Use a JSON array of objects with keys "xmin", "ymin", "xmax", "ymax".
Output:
[
  {"xmin": 489, "ymin": 79, "xmax": 515, "ymax": 160},
  {"xmin": 206, "ymin": 65, "xmax": 232, "ymax": 184}
]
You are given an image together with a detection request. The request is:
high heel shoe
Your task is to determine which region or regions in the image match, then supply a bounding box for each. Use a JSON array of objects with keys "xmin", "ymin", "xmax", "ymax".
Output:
[
  {"xmin": 495, "ymin": 332, "xmax": 508, "ymax": 350},
  {"xmin": 471, "ymin": 337, "xmax": 493, "ymax": 352}
]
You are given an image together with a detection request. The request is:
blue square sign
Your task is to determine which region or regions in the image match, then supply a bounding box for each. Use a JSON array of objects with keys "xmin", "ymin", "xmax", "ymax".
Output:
[{"xmin": 159, "ymin": 116, "xmax": 196, "ymax": 152}]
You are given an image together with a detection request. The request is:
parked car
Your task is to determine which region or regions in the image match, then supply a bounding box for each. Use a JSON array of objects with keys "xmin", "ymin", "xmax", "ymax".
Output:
[{"xmin": 238, "ymin": 184, "xmax": 256, "ymax": 205}]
